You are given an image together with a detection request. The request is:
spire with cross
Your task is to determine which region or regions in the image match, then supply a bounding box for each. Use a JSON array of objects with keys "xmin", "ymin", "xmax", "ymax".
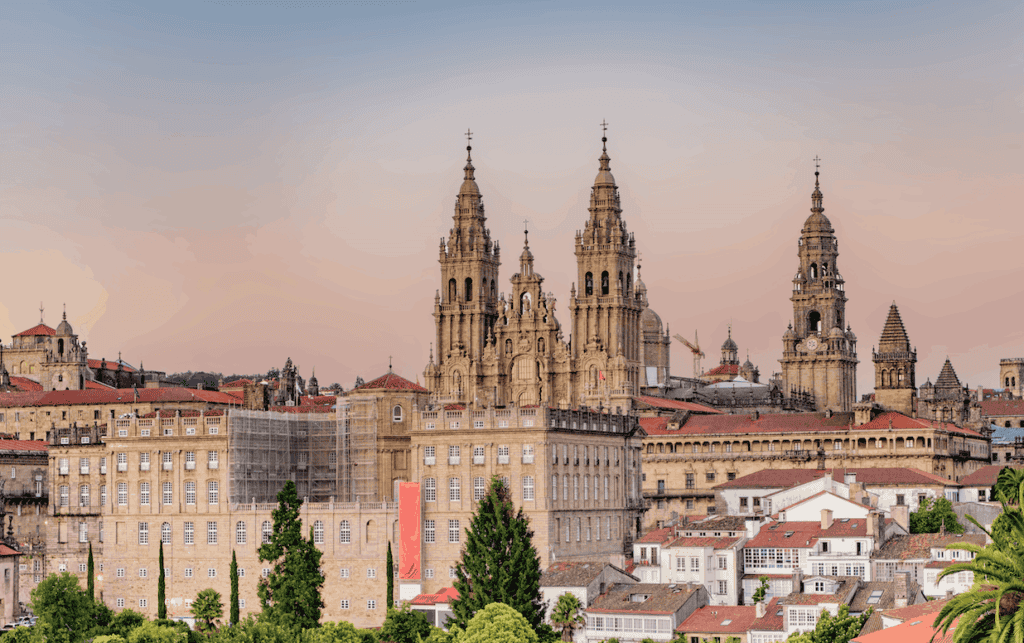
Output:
[{"xmin": 39, "ymin": 302, "xmax": 44, "ymax": 324}]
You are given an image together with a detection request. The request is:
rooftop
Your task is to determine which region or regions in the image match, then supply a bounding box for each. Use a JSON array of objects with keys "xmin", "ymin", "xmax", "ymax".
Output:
[
  {"xmin": 716, "ymin": 467, "xmax": 955, "ymax": 490},
  {"xmin": 13, "ymin": 323, "xmax": 55, "ymax": 337},
  {"xmin": 873, "ymin": 533, "xmax": 985, "ymax": 561},
  {"xmin": 353, "ymin": 372, "xmax": 428, "ymax": 393},
  {"xmin": 632, "ymin": 395, "xmax": 723, "ymax": 415},
  {"xmin": 959, "ymin": 464, "xmax": 1023, "ymax": 488},
  {"xmin": 677, "ymin": 605, "xmax": 759, "ymax": 634},
  {"xmin": 749, "ymin": 597, "xmax": 784, "ymax": 632},
  {"xmin": 0, "ymin": 387, "xmax": 240, "ymax": 408},
  {"xmin": 541, "ymin": 561, "xmax": 633, "ymax": 587},
  {"xmin": 980, "ymin": 399, "xmax": 1024, "ymax": 417},
  {"xmin": 851, "ymin": 613, "xmax": 956, "ymax": 643},
  {"xmin": 408, "ymin": 587, "xmax": 459, "ymax": 606},
  {"xmin": 588, "ymin": 583, "xmax": 700, "ymax": 616}
]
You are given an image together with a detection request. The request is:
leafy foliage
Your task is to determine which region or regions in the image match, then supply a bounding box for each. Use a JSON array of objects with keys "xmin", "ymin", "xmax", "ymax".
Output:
[
  {"xmin": 299, "ymin": 621, "xmax": 366, "ymax": 643},
  {"xmin": 158, "ymin": 541, "xmax": 167, "ymax": 620},
  {"xmin": 88, "ymin": 542, "xmax": 95, "ymax": 601},
  {"xmin": 752, "ymin": 575, "xmax": 770, "ymax": 604},
  {"xmin": 126, "ymin": 622, "xmax": 187, "ymax": 643},
  {"xmin": 454, "ymin": 603, "xmax": 539, "ymax": 643},
  {"xmin": 932, "ymin": 481, "xmax": 1024, "ymax": 643},
  {"xmin": 208, "ymin": 616, "xmax": 295, "ymax": 643},
  {"xmin": 909, "ymin": 497, "xmax": 964, "ymax": 533},
  {"xmin": 784, "ymin": 605, "xmax": 870, "ymax": 643},
  {"xmin": 30, "ymin": 572, "xmax": 93, "ymax": 641},
  {"xmin": 549, "ymin": 593, "xmax": 585, "ymax": 641},
  {"xmin": 231, "ymin": 550, "xmax": 240, "ymax": 625},
  {"xmin": 450, "ymin": 477, "xmax": 544, "ymax": 630},
  {"xmin": 192, "ymin": 588, "xmax": 224, "ymax": 633},
  {"xmin": 257, "ymin": 481, "xmax": 325, "ymax": 630},
  {"xmin": 110, "ymin": 610, "xmax": 147, "ymax": 637},
  {"xmin": 386, "ymin": 541, "xmax": 394, "ymax": 610},
  {"xmin": 991, "ymin": 467, "xmax": 1024, "ymax": 505},
  {"xmin": 379, "ymin": 605, "xmax": 431, "ymax": 643}
]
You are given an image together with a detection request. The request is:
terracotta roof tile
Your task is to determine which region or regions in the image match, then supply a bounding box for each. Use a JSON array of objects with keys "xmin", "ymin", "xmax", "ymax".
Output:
[
  {"xmin": 879, "ymin": 597, "xmax": 950, "ymax": 622},
  {"xmin": 716, "ymin": 467, "xmax": 956, "ymax": 490},
  {"xmin": 666, "ymin": 536, "xmax": 743, "ymax": 549},
  {"xmin": 959, "ymin": 464, "xmax": 1023, "ymax": 487},
  {"xmin": 636, "ymin": 527, "xmax": 675, "ymax": 544},
  {"xmin": 852, "ymin": 613, "xmax": 957, "ymax": 643},
  {"xmin": 353, "ymin": 372, "xmax": 428, "ymax": 393},
  {"xmin": 980, "ymin": 399, "xmax": 1024, "ymax": 416},
  {"xmin": 704, "ymin": 364, "xmax": 740, "ymax": 377},
  {"xmin": 9, "ymin": 377, "xmax": 42, "ymax": 392},
  {"xmin": 749, "ymin": 597, "xmax": 784, "ymax": 631},
  {"xmin": 0, "ymin": 544, "xmax": 20, "ymax": 556},
  {"xmin": 14, "ymin": 324, "xmax": 55, "ymax": 337},
  {"xmin": 85, "ymin": 380, "xmax": 115, "ymax": 390},
  {"xmin": 745, "ymin": 520, "xmax": 868, "ymax": 548},
  {"xmin": 873, "ymin": 534, "xmax": 985, "ymax": 561},
  {"xmin": 0, "ymin": 440, "xmax": 47, "ymax": 453},
  {"xmin": 678, "ymin": 605, "xmax": 759, "ymax": 634},
  {"xmin": 588, "ymin": 583, "xmax": 700, "ymax": 615},
  {"xmin": 0, "ymin": 387, "xmax": 239, "ymax": 408},
  {"xmin": 87, "ymin": 359, "xmax": 136, "ymax": 373},
  {"xmin": 632, "ymin": 396, "xmax": 723, "ymax": 414},
  {"xmin": 541, "ymin": 561, "xmax": 629, "ymax": 587},
  {"xmin": 408, "ymin": 587, "xmax": 458, "ymax": 606}
]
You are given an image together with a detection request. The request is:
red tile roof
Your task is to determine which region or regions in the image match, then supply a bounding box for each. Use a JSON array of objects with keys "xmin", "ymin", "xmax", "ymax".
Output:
[
  {"xmin": 667, "ymin": 536, "xmax": 743, "ymax": 549},
  {"xmin": 715, "ymin": 467, "xmax": 956, "ymax": 490},
  {"xmin": 85, "ymin": 380, "xmax": 115, "ymax": 390},
  {"xmin": 959, "ymin": 464, "xmax": 1023, "ymax": 487},
  {"xmin": 14, "ymin": 324, "xmax": 55, "ymax": 337},
  {"xmin": 648, "ymin": 411, "xmax": 854, "ymax": 437},
  {"xmin": 857, "ymin": 411, "xmax": 984, "ymax": 438},
  {"xmin": 0, "ymin": 544, "xmax": 20, "ymax": 556},
  {"xmin": 704, "ymin": 364, "xmax": 740, "ymax": 377},
  {"xmin": 269, "ymin": 405, "xmax": 335, "ymax": 414},
  {"xmin": 746, "ymin": 519, "xmax": 869, "ymax": 549},
  {"xmin": 301, "ymin": 395, "xmax": 337, "ymax": 406},
  {"xmin": 749, "ymin": 597, "xmax": 784, "ymax": 632},
  {"xmin": 639, "ymin": 417, "xmax": 671, "ymax": 434},
  {"xmin": 408, "ymin": 586, "xmax": 458, "ymax": 606},
  {"xmin": 879, "ymin": 597, "xmax": 950, "ymax": 622},
  {"xmin": 874, "ymin": 534, "xmax": 985, "ymax": 561},
  {"xmin": 354, "ymin": 372, "xmax": 428, "ymax": 393},
  {"xmin": 9, "ymin": 377, "xmax": 42, "ymax": 392},
  {"xmin": 852, "ymin": 613, "xmax": 956, "ymax": 643},
  {"xmin": 980, "ymin": 400, "xmax": 1024, "ymax": 416},
  {"xmin": 636, "ymin": 527, "xmax": 674, "ymax": 544},
  {"xmin": 87, "ymin": 359, "xmax": 136, "ymax": 373},
  {"xmin": 632, "ymin": 395, "xmax": 723, "ymax": 414},
  {"xmin": 0, "ymin": 440, "xmax": 47, "ymax": 453},
  {"xmin": 0, "ymin": 387, "xmax": 239, "ymax": 408},
  {"xmin": 221, "ymin": 379, "xmax": 252, "ymax": 388},
  {"xmin": 678, "ymin": 605, "xmax": 759, "ymax": 634}
]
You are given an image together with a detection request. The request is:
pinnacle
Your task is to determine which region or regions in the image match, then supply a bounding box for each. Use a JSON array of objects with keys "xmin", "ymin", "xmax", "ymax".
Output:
[
  {"xmin": 877, "ymin": 302, "xmax": 911, "ymax": 352},
  {"xmin": 935, "ymin": 358, "xmax": 961, "ymax": 389}
]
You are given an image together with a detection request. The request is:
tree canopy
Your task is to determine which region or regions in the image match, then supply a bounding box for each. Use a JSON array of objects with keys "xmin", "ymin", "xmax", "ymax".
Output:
[
  {"xmin": 785, "ymin": 605, "xmax": 870, "ymax": 643},
  {"xmin": 455, "ymin": 602, "xmax": 539, "ymax": 643},
  {"xmin": 379, "ymin": 605, "xmax": 431, "ymax": 643},
  {"xmin": 909, "ymin": 497, "xmax": 964, "ymax": 533},
  {"xmin": 549, "ymin": 593, "xmax": 585, "ymax": 642},
  {"xmin": 30, "ymin": 572, "xmax": 94, "ymax": 641},
  {"xmin": 450, "ymin": 477, "xmax": 544, "ymax": 630},
  {"xmin": 192, "ymin": 588, "xmax": 224, "ymax": 633},
  {"xmin": 257, "ymin": 480, "xmax": 325, "ymax": 630}
]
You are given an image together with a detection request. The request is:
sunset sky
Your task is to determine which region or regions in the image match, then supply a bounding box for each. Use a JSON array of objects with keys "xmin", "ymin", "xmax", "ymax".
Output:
[{"xmin": 1, "ymin": 0, "xmax": 1020, "ymax": 393}]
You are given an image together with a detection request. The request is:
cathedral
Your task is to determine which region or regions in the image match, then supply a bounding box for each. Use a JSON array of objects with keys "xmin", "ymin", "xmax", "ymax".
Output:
[
  {"xmin": 423, "ymin": 133, "xmax": 670, "ymax": 411},
  {"xmin": 779, "ymin": 168, "xmax": 859, "ymax": 412}
]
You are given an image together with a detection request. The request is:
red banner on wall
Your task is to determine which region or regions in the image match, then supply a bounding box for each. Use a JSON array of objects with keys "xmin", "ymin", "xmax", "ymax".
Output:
[{"xmin": 398, "ymin": 482, "xmax": 421, "ymax": 580}]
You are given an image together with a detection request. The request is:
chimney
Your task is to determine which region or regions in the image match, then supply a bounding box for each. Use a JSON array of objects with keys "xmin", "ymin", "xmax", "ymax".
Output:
[
  {"xmin": 844, "ymin": 471, "xmax": 857, "ymax": 485},
  {"xmin": 756, "ymin": 599, "xmax": 767, "ymax": 618},
  {"xmin": 946, "ymin": 589, "xmax": 954, "ymax": 600},
  {"xmin": 792, "ymin": 568, "xmax": 803, "ymax": 594},
  {"xmin": 892, "ymin": 504, "xmax": 910, "ymax": 533},
  {"xmin": 821, "ymin": 508, "xmax": 834, "ymax": 530},
  {"xmin": 894, "ymin": 571, "xmax": 910, "ymax": 608},
  {"xmin": 866, "ymin": 512, "xmax": 879, "ymax": 551},
  {"xmin": 752, "ymin": 410, "xmax": 760, "ymax": 421}
]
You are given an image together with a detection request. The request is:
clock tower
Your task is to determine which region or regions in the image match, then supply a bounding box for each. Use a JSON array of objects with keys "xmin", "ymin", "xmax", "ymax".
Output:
[{"xmin": 780, "ymin": 166, "xmax": 858, "ymax": 411}]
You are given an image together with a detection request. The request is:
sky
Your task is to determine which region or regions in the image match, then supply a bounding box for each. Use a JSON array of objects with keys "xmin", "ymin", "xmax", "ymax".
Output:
[{"xmin": 1, "ymin": 0, "xmax": 1021, "ymax": 393}]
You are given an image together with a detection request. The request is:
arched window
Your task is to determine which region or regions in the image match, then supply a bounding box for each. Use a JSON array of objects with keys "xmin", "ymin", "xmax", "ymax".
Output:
[
  {"xmin": 585, "ymin": 272, "xmax": 593, "ymax": 296},
  {"xmin": 537, "ymin": 337, "xmax": 545, "ymax": 354},
  {"xmin": 313, "ymin": 520, "xmax": 325, "ymax": 545},
  {"xmin": 236, "ymin": 521, "xmax": 247, "ymax": 545},
  {"xmin": 1008, "ymin": 377, "xmax": 1013, "ymax": 387},
  {"xmin": 505, "ymin": 339, "xmax": 513, "ymax": 355},
  {"xmin": 809, "ymin": 263, "xmax": 818, "ymax": 280},
  {"xmin": 617, "ymin": 271, "xmax": 623, "ymax": 293},
  {"xmin": 392, "ymin": 405, "xmax": 403, "ymax": 422},
  {"xmin": 262, "ymin": 520, "xmax": 272, "ymax": 544},
  {"xmin": 448, "ymin": 278, "xmax": 457, "ymax": 302},
  {"xmin": 809, "ymin": 311, "xmax": 822, "ymax": 333},
  {"xmin": 626, "ymin": 273, "xmax": 632, "ymax": 294},
  {"xmin": 464, "ymin": 278, "xmax": 473, "ymax": 302},
  {"xmin": 162, "ymin": 522, "xmax": 172, "ymax": 545},
  {"xmin": 339, "ymin": 520, "xmax": 351, "ymax": 544},
  {"xmin": 601, "ymin": 271, "xmax": 609, "ymax": 295},
  {"xmin": 490, "ymin": 279, "xmax": 496, "ymax": 300},
  {"xmin": 58, "ymin": 339, "xmax": 64, "ymax": 355}
]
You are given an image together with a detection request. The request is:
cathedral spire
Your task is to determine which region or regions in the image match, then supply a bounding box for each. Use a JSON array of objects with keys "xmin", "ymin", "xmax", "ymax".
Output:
[
  {"xmin": 594, "ymin": 120, "xmax": 616, "ymax": 187},
  {"xmin": 519, "ymin": 221, "xmax": 534, "ymax": 275},
  {"xmin": 810, "ymin": 156, "xmax": 824, "ymax": 216},
  {"xmin": 460, "ymin": 129, "xmax": 479, "ymax": 196}
]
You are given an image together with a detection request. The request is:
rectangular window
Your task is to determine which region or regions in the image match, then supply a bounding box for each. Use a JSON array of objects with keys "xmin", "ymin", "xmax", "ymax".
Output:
[
  {"xmin": 117, "ymin": 568, "xmax": 125, "ymax": 578},
  {"xmin": 163, "ymin": 452, "xmax": 172, "ymax": 470},
  {"xmin": 497, "ymin": 445, "xmax": 510, "ymax": 464},
  {"xmin": 522, "ymin": 444, "xmax": 534, "ymax": 463},
  {"xmin": 368, "ymin": 600, "xmax": 377, "ymax": 610},
  {"xmin": 367, "ymin": 568, "xmax": 376, "ymax": 579},
  {"xmin": 184, "ymin": 567, "xmax": 193, "ymax": 578},
  {"xmin": 140, "ymin": 482, "xmax": 150, "ymax": 505},
  {"xmin": 424, "ymin": 478, "xmax": 436, "ymax": 502},
  {"xmin": 523, "ymin": 476, "xmax": 535, "ymax": 501},
  {"xmin": 474, "ymin": 420, "xmax": 484, "ymax": 429},
  {"xmin": 60, "ymin": 485, "xmax": 69, "ymax": 507},
  {"xmin": 718, "ymin": 580, "xmax": 728, "ymax": 595},
  {"xmin": 139, "ymin": 568, "xmax": 148, "ymax": 578},
  {"xmin": 140, "ymin": 453, "xmax": 150, "ymax": 471},
  {"xmin": 207, "ymin": 522, "xmax": 218, "ymax": 545},
  {"xmin": 424, "ymin": 520, "xmax": 435, "ymax": 543},
  {"xmin": 424, "ymin": 446, "xmax": 435, "ymax": 465},
  {"xmin": 340, "ymin": 568, "xmax": 349, "ymax": 578},
  {"xmin": 184, "ymin": 522, "xmax": 195, "ymax": 545},
  {"xmin": 185, "ymin": 451, "xmax": 195, "ymax": 469},
  {"xmin": 340, "ymin": 600, "xmax": 349, "ymax": 610},
  {"xmin": 448, "ymin": 445, "xmax": 460, "ymax": 465},
  {"xmin": 208, "ymin": 451, "xmax": 218, "ymax": 467},
  {"xmin": 163, "ymin": 482, "xmax": 173, "ymax": 505},
  {"xmin": 474, "ymin": 477, "xmax": 486, "ymax": 501},
  {"xmin": 139, "ymin": 599, "xmax": 148, "ymax": 608},
  {"xmin": 208, "ymin": 481, "xmax": 219, "ymax": 504},
  {"xmin": 473, "ymin": 445, "xmax": 484, "ymax": 464},
  {"xmin": 449, "ymin": 519, "xmax": 460, "ymax": 543},
  {"xmin": 449, "ymin": 477, "xmax": 461, "ymax": 502},
  {"xmin": 185, "ymin": 481, "xmax": 196, "ymax": 505},
  {"xmin": 208, "ymin": 568, "xmax": 217, "ymax": 578},
  {"xmin": 138, "ymin": 522, "xmax": 149, "ymax": 545},
  {"xmin": 691, "ymin": 557, "xmax": 700, "ymax": 572}
]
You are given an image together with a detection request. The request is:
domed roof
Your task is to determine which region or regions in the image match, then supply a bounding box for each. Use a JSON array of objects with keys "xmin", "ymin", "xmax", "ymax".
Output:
[
  {"xmin": 845, "ymin": 325, "xmax": 857, "ymax": 341},
  {"xmin": 640, "ymin": 306, "xmax": 663, "ymax": 334},
  {"xmin": 721, "ymin": 331, "xmax": 738, "ymax": 352},
  {"xmin": 56, "ymin": 311, "xmax": 73, "ymax": 336},
  {"xmin": 783, "ymin": 323, "xmax": 796, "ymax": 340},
  {"xmin": 802, "ymin": 171, "xmax": 834, "ymax": 234},
  {"xmin": 742, "ymin": 358, "xmax": 755, "ymax": 370},
  {"xmin": 829, "ymin": 326, "xmax": 845, "ymax": 338},
  {"xmin": 594, "ymin": 137, "xmax": 616, "ymax": 187}
]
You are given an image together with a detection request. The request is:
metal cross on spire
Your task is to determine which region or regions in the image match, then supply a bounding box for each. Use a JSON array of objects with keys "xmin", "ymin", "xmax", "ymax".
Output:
[
  {"xmin": 465, "ymin": 129, "xmax": 473, "ymax": 145},
  {"xmin": 600, "ymin": 119, "xmax": 608, "ymax": 151},
  {"xmin": 39, "ymin": 302, "xmax": 44, "ymax": 324},
  {"xmin": 389, "ymin": 355, "xmax": 393, "ymax": 372},
  {"xmin": 813, "ymin": 155, "xmax": 821, "ymax": 171}
]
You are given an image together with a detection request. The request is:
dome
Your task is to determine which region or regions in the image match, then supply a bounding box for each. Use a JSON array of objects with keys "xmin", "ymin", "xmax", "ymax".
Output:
[
  {"xmin": 721, "ymin": 335, "xmax": 738, "ymax": 352},
  {"xmin": 640, "ymin": 306, "xmax": 663, "ymax": 334},
  {"xmin": 742, "ymin": 358, "xmax": 755, "ymax": 370},
  {"xmin": 845, "ymin": 326, "xmax": 857, "ymax": 341},
  {"xmin": 56, "ymin": 311, "xmax": 73, "ymax": 336},
  {"xmin": 829, "ymin": 326, "xmax": 845, "ymax": 339},
  {"xmin": 783, "ymin": 324, "xmax": 796, "ymax": 340}
]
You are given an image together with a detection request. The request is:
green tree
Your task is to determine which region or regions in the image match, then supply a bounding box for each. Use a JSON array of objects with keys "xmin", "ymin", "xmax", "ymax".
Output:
[
  {"xmin": 88, "ymin": 542, "xmax": 96, "ymax": 601},
  {"xmin": 158, "ymin": 541, "xmax": 167, "ymax": 620},
  {"xmin": 209, "ymin": 615, "xmax": 295, "ymax": 643},
  {"xmin": 92, "ymin": 637, "xmax": 127, "ymax": 643},
  {"xmin": 909, "ymin": 497, "xmax": 964, "ymax": 533},
  {"xmin": 991, "ymin": 467, "xmax": 1024, "ymax": 505},
  {"xmin": 300, "ymin": 621, "xmax": 365, "ymax": 643},
  {"xmin": 192, "ymin": 588, "xmax": 224, "ymax": 633},
  {"xmin": 752, "ymin": 575, "xmax": 770, "ymax": 604},
  {"xmin": 784, "ymin": 605, "xmax": 870, "ymax": 643},
  {"xmin": 110, "ymin": 610, "xmax": 147, "ymax": 637},
  {"xmin": 380, "ymin": 604, "xmax": 431, "ymax": 643},
  {"xmin": 127, "ymin": 622, "xmax": 187, "ymax": 643},
  {"xmin": 257, "ymin": 481, "xmax": 325, "ymax": 630},
  {"xmin": 455, "ymin": 603, "xmax": 539, "ymax": 643},
  {"xmin": 932, "ymin": 482, "xmax": 1024, "ymax": 643},
  {"xmin": 230, "ymin": 550, "xmax": 240, "ymax": 625},
  {"xmin": 450, "ymin": 478, "xmax": 544, "ymax": 630},
  {"xmin": 386, "ymin": 541, "xmax": 394, "ymax": 610},
  {"xmin": 549, "ymin": 593, "xmax": 585, "ymax": 642},
  {"xmin": 30, "ymin": 572, "xmax": 93, "ymax": 641}
]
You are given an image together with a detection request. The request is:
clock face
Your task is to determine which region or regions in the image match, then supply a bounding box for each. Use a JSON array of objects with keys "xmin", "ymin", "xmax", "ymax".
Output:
[{"xmin": 806, "ymin": 338, "xmax": 819, "ymax": 351}]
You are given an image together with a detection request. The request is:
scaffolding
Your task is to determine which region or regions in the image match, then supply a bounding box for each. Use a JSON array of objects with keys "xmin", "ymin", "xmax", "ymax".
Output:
[{"xmin": 228, "ymin": 408, "xmax": 375, "ymax": 504}]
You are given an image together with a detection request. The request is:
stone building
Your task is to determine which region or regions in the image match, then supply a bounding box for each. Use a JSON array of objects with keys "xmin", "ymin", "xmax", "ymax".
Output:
[
  {"xmin": 999, "ymin": 358, "xmax": 1024, "ymax": 399},
  {"xmin": 424, "ymin": 134, "xmax": 669, "ymax": 412},
  {"xmin": 2, "ymin": 311, "xmax": 91, "ymax": 392},
  {"xmin": 918, "ymin": 358, "xmax": 982, "ymax": 427},
  {"xmin": 779, "ymin": 170, "xmax": 859, "ymax": 412},
  {"xmin": 872, "ymin": 303, "xmax": 917, "ymax": 417},
  {"xmin": 639, "ymin": 409, "xmax": 989, "ymax": 529}
]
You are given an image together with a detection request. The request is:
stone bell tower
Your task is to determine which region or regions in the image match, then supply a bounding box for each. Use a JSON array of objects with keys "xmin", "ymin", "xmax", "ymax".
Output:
[
  {"xmin": 873, "ymin": 302, "xmax": 917, "ymax": 416},
  {"xmin": 780, "ymin": 164, "xmax": 858, "ymax": 412},
  {"xmin": 425, "ymin": 132, "xmax": 501, "ymax": 404}
]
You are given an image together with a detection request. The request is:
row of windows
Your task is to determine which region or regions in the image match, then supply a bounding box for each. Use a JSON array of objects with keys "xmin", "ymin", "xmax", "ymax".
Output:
[
  {"xmin": 551, "ymin": 444, "xmax": 621, "ymax": 467},
  {"xmin": 422, "ymin": 519, "xmax": 462, "ymax": 544},
  {"xmin": 60, "ymin": 451, "xmax": 216, "ymax": 474},
  {"xmin": 423, "ymin": 444, "xmax": 533, "ymax": 464},
  {"xmin": 551, "ymin": 474, "xmax": 618, "ymax": 501},
  {"xmin": 422, "ymin": 476, "xmax": 527, "ymax": 502},
  {"xmin": 554, "ymin": 516, "xmax": 618, "ymax": 543},
  {"xmin": 61, "ymin": 480, "xmax": 220, "ymax": 507},
  {"xmin": 646, "ymin": 437, "xmax": 938, "ymax": 454}
]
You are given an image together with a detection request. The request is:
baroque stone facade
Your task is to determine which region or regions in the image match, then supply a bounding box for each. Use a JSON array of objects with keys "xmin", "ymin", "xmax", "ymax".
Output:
[{"xmin": 779, "ymin": 171, "xmax": 858, "ymax": 412}]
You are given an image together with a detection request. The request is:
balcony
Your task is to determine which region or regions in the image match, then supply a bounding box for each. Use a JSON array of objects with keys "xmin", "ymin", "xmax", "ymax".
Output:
[
  {"xmin": 473, "ymin": 455, "xmax": 484, "ymax": 465},
  {"xmin": 522, "ymin": 455, "xmax": 535, "ymax": 464},
  {"xmin": 185, "ymin": 462, "xmax": 196, "ymax": 470},
  {"xmin": 117, "ymin": 463, "xmax": 127, "ymax": 472},
  {"xmin": 424, "ymin": 456, "xmax": 436, "ymax": 466},
  {"xmin": 498, "ymin": 455, "xmax": 510, "ymax": 465},
  {"xmin": 784, "ymin": 450, "xmax": 812, "ymax": 462}
]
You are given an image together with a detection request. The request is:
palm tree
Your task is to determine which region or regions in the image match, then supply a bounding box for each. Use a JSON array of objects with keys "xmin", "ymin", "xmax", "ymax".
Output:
[
  {"xmin": 550, "ymin": 592, "xmax": 585, "ymax": 642},
  {"xmin": 991, "ymin": 467, "xmax": 1024, "ymax": 505},
  {"xmin": 932, "ymin": 483, "xmax": 1024, "ymax": 643}
]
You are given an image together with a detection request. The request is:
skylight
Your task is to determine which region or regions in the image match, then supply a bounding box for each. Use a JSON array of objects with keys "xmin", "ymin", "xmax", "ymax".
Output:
[
  {"xmin": 866, "ymin": 590, "xmax": 884, "ymax": 604},
  {"xmin": 721, "ymin": 619, "xmax": 732, "ymax": 625}
]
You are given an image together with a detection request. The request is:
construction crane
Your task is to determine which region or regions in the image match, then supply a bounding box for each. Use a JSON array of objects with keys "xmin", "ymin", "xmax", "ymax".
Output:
[{"xmin": 673, "ymin": 331, "xmax": 705, "ymax": 378}]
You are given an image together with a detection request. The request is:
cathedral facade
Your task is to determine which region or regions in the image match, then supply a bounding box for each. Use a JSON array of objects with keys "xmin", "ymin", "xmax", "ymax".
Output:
[
  {"xmin": 779, "ymin": 170, "xmax": 859, "ymax": 412},
  {"xmin": 424, "ymin": 135, "xmax": 669, "ymax": 411}
]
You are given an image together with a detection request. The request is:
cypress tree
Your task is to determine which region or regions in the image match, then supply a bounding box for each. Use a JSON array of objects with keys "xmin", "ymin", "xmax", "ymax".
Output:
[
  {"xmin": 158, "ymin": 541, "xmax": 167, "ymax": 619},
  {"xmin": 386, "ymin": 541, "xmax": 394, "ymax": 610},
  {"xmin": 450, "ymin": 476, "xmax": 543, "ymax": 630},
  {"xmin": 87, "ymin": 542, "xmax": 95, "ymax": 601},
  {"xmin": 230, "ymin": 550, "xmax": 240, "ymax": 625}
]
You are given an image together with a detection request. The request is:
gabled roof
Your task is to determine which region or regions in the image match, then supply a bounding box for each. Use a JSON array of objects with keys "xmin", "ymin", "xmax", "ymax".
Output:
[
  {"xmin": 588, "ymin": 583, "xmax": 699, "ymax": 615},
  {"xmin": 85, "ymin": 380, "xmax": 115, "ymax": 390},
  {"xmin": 0, "ymin": 440, "xmax": 48, "ymax": 453},
  {"xmin": 14, "ymin": 324, "xmax": 55, "ymax": 337},
  {"xmin": 636, "ymin": 527, "xmax": 675, "ymax": 545},
  {"xmin": 678, "ymin": 605, "xmax": 759, "ymax": 634},
  {"xmin": 353, "ymin": 372, "xmax": 428, "ymax": 393},
  {"xmin": 640, "ymin": 410, "xmax": 854, "ymax": 437},
  {"xmin": 856, "ymin": 411, "xmax": 983, "ymax": 437},
  {"xmin": 0, "ymin": 544, "xmax": 20, "ymax": 556},
  {"xmin": 541, "ymin": 561, "xmax": 634, "ymax": 587},
  {"xmin": 749, "ymin": 597, "xmax": 784, "ymax": 632},
  {"xmin": 746, "ymin": 519, "xmax": 870, "ymax": 549},
  {"xmin": 704, "ymin": 363, "xmax": 740, "ymax": 377},
  {"xmin": 873, "ymin": 533, "xmax": 985, "ymax": 561},
  {"xmin": 877, "ymin": 303, "xmax": 911, "ymax": 352},
  {"xmin": 959, "ymin": 464, "xmax": 1023, "ymax": 488},
  {"xmin": 879, "ymin": 597, "xmax": 950, "ymax": 622},
  {"xmin": 717, "ymin": 467, "xmax": 956, "ymax": 491},
  {"xmin": 981, "ymin": 399, "xmax": 1024, "ymax": 417},
  {"xmin": 632, "ymin": 395, "xmax": 723, "ymax": 415},
  {"xmin": 0, "ymin": 387, "xmax": 239, "ymax": 408},
  {"xmin": 9, "ymin": 377, "xmax": 42, "ymax": 392},
  {"xmin": 87, "ymin": 359, "xmax": 136, "ymax": 373},
  {"xmin": 851, "ymin": 613, "xmax": 957, "ymax": 643},
  {"xmin": 408, "ymin": 586, "xmax": 459, "ymax": 606}
]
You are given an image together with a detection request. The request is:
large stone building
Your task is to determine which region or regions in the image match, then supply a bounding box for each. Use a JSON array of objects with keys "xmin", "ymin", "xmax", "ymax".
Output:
[
  {"xmin": 872, "ymin": 303, "xmax": 917, "ymax": 417},
  {"xmin": 424, "ymin": 134, "xmax": 670, "ymax": 411},
  {"xmin": 779, "ymin": 170, "xmax": 859, "ymax": 412}
]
